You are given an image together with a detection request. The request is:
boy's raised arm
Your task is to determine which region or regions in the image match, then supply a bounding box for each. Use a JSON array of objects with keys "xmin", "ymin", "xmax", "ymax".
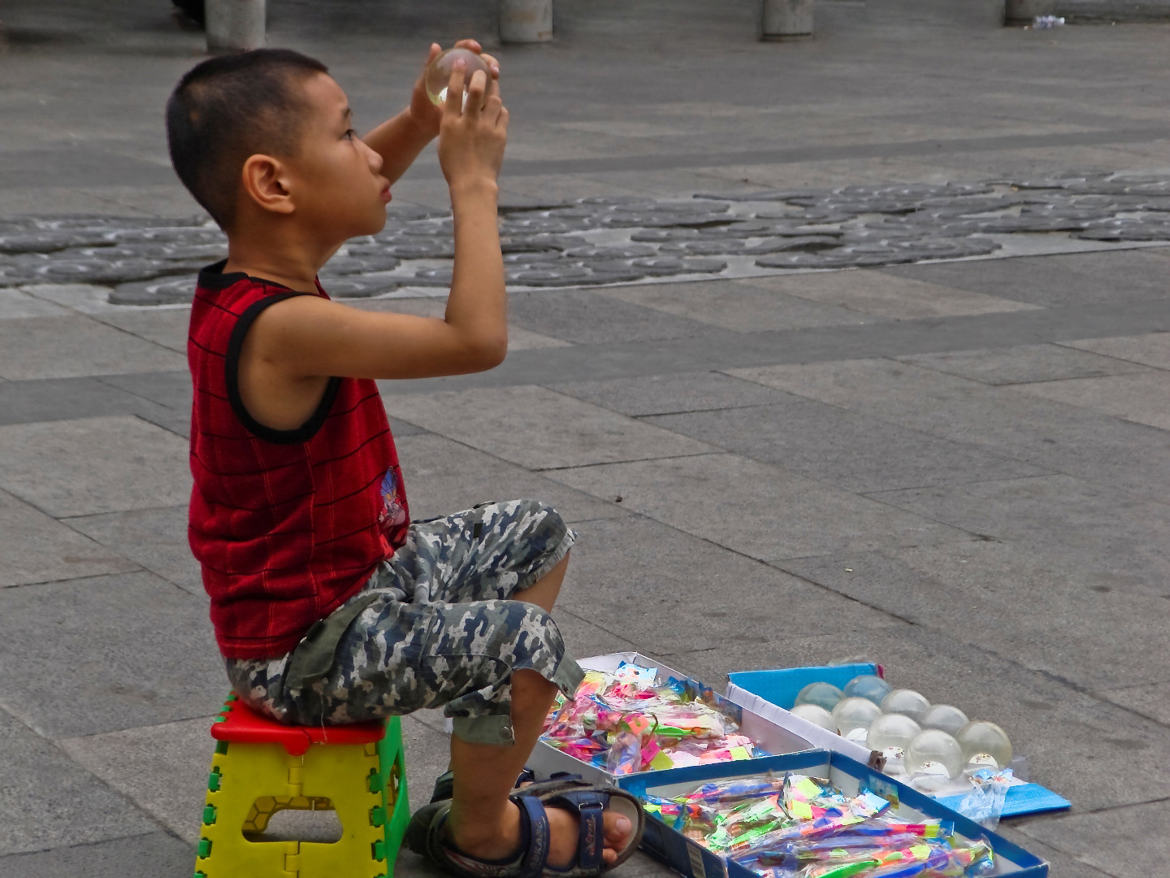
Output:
[{"xmin": 250, "ymin": 63, "xmax": 510, "ymax": 383}]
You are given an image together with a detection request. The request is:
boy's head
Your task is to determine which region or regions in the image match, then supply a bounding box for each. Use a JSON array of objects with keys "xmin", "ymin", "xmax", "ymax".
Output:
[{"xmin": 167, "ymin": 48, "xmax": 387, "ymax": 238}]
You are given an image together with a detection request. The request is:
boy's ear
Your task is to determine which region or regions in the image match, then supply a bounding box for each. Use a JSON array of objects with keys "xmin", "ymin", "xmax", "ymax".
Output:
[{"xmin": 239, "ymin": 153, "xmax": 296, "ymax": 216}]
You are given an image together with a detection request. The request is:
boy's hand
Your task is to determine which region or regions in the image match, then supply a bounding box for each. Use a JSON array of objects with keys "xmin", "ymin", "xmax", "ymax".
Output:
[
  {"xmin": 437, "ymin": 58, "xmax": 509, "ymax": 191},
  {"xmin": 408, "ymin": 40, "xmax": 500, "ymax": 139}
]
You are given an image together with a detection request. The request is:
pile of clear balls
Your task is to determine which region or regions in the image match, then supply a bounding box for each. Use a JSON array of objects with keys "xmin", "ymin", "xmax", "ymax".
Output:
[{"xmin": 790, "ymin": 674, "xmax": 1013, "ymax": 792}]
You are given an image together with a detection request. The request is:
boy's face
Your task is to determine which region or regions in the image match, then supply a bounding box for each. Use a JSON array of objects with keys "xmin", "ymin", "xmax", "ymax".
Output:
[{"xmin": 284, "ymin": 72, "xmax": 391, "ymax": 242}]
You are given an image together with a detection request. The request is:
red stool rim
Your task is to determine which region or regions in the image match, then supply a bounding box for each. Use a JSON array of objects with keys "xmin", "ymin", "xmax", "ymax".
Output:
[{"xmin": 211, "ymin": 695, "xmax": 387, "ymax": 756}]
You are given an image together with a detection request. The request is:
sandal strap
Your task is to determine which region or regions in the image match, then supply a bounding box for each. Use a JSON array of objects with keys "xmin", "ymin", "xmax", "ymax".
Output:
[{"xmin": 546, "ymin": 789, "xmax": 607, "ymax": 872}]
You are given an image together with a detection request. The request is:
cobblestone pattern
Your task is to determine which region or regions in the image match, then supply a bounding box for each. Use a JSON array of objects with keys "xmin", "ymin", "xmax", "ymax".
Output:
[{"xmin": 3, "ymin": 171, "xmax": 1170, "ymax": 305}]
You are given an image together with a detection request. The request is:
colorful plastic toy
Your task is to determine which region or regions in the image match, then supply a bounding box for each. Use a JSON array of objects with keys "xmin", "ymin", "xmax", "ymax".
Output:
[{"xmin": 194, "ymin": 693, "xmax": 410, "ymax": 877}]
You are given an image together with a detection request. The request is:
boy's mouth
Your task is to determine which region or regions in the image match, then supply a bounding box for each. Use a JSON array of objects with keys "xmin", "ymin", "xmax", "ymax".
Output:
[{"xmin": 380, "ymin": 183, "xmax": 392, "ymax": 203}]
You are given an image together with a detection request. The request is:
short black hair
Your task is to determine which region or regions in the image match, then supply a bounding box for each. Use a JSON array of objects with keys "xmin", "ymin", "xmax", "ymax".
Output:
[{"xmin": 165, "ymin": 48, "xmax": 329, "ymax": 230}]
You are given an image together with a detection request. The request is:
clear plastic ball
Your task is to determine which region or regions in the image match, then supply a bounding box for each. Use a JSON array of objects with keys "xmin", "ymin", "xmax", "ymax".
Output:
[
  {"xmin": 866, "ymin": 713, "xmax": 922, "ymax": 766},
  {"xmin": 794, "ymin": 681, "xmax": 844, "ymax": 712},
  {"xmin": 906, "ymin": 729, "xmax": 964, "ymax": 782},
  {"xmin": 843, "ymin": 674, "xmax": 892, "ymax": 706},
  {"xmin": 425, "ymin": 48, "xmax": 491, "ymax": 106},
  {"xmin": 957, "ymin": 720, "xmax": 1013, "ymax": 770},
  {"xmin": 880, "ymin": 688, "xmax": 931, "ymax": 723},
  {"xmin": 921, "ymin": 703, "xmax": 969, "ymax": 736},
  {"xmin": 790, "ymin": 703, "xmax": 835, "ymax": 731},
  {"xmin": 831, "ymin": 696, "xmax": 882, "ymax": 737}
]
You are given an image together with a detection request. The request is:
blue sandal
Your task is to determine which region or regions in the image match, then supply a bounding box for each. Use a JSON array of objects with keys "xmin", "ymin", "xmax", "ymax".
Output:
[
  {"xmin": 406, "ymin": 778, "xmax": 646, "ymax": 878},
  {"xmin": 429, "ymin": 766, "xmax": 539, "ymax": 804}
]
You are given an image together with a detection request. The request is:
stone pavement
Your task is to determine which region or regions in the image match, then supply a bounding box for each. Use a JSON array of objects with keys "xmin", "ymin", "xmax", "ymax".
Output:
[{"xmin": 1, "ymin": 1, "xmax": 1169, "ymax": 876}]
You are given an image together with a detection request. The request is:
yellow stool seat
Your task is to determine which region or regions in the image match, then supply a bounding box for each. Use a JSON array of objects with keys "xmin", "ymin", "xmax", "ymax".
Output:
[{"xmin": 195, "ymin": 693, "xmax": 410, "ymax": 878}]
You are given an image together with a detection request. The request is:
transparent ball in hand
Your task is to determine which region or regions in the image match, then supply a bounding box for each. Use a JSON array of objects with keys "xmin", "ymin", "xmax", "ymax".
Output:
[
  {"xmin": 906, "ymin": 729, "xmax": 964, "ymax": 785},
  {"xmin": 794, "ymin": 681, "xmax": 844, "ymax": 712},
  {"xmin": 832, "ymin": 696, "xmax": 882, "ymax": 738},
  {"xmin": 880, "ymin": 688, "xmax": 931, "ymax": 723},
  {"xmin": 843, "ymin": 673, "xmax": 892, "ymax": 705},
  {"xmin": 790, "ymin": 703, "xmax": 835, "ymax": 731},
  {"xmin": 921, "ymin": 703, "xmax": 969, "ymax": 737},
  {"xmin": 957, "ymin": 720, "xmax": 1013, "ymax": 770},
  {"xmin": 425, "ymin": 47, "xmax": 491, "ymax": 106}
]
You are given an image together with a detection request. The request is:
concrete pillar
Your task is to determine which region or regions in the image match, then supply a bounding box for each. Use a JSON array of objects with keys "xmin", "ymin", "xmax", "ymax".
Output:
[
  {"xmin": 1005, "ymin": 0, "xmax": 1058, "ymax": 22},
  {"xmin": 206, "ymin": 0, "xmax": 266, "ymax": 52},
  {"xmin": 760, "ymin": 0, "xmax": 815, "ymax": 39},
  {"xmin": 499, "ymin": 0, "xmax": 553, "ymax": 43}
]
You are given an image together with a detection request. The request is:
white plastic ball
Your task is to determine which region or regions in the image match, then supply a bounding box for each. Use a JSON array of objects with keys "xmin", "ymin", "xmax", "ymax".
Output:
[
  {"xmin": 957, "ymin": 720, "xmax": 1013, "ymax": 770},
  {"xmin": 921, "ymin": 703, "xmax": 969, "ymax": 736},
  {"xmin": 790, "ymin": 703, "xmax": 835, "ymax": 731},
  {"xmin": 880, "ymin": 688, "xmax": 931, "ymax": 723},
  {"xmin": 906, "ymin": 729, "xmax": 964, "ymax": 782},
  {"xmin": 794, "ymin": 681, "xmax": 844, "ymax": 712},
  {"xmin": 866, "ymin": 713, "xmax": 922, "ymax": 767},
  {"xmin": 843, "ymin": 674, "xmax": 892, "ymax": 706},
  {"xmin": 831, "ymin": 696, "xmax": 882, "ymax": 737}
]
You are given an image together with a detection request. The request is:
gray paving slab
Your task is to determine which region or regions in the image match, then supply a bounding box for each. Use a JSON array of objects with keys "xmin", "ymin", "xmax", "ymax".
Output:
[
  {"xmin": 381, "ymin": 385, "xmax": 714, "ymax": 470},
  {"xmin": 502, "ymin": 289, "xmax": 725, "ymax": 345},
  {"xmin": 981, "ymin": 830, "xmax": 1114, "ymax": 878},
  {"xmin": 60, "ymin": 715, "xmax": 216, "ymax": 845},
  {"xmin": 0, "ymin": 709, "xmax": 158, "ymax": 856},
  {"xmin": 645, "ymin": 398, "xmax": 1050, "ymax": 493},
  {"xmin": 744, "ymin": 270, "xmax": 1044, "ymax": 320},
  {"xmin": 392, "ymin": 433, "xmax": 624, "ymax": 523},
  {"xmin": 0, "ymin": 415, "xmax": 189, "ymax": 517},
  {"xmin": 594, "ymin": 278, "xmax": 875, "ymax": 333},
  {"xmin": 726, "ymin": 358, "xmax": 1170, "ymax": 501},
  {"xmin": 93, "ymin": 307, "xmax": 189, "ymax": 353},
  {"xmin": 559, "ymin": 515, "xmax": 902, "ymax": 655},
  {"xmin": 0, "ymin": 314, "xmax": 184, "ymax": 380},
  {"xmin": 0, "ymin": 375, "xmax": 185, "ymax": 428},
  {"xmin": 1018, "ymin": 801, "xmax": 1170, "ymax": 878},
  {"xmin": 1008, "ymin": 371, "xmax": 1170, "ymax": 430},
  {"xmin": 547, "ymin": 370, "xmax": 791, "ymax": 417},
  {"xmin": 545, "ymin": 452, "xmax": 971, "ymax": 562},
  {"xmin": 775, "ymin": 538, "xmax": 1170, "ymax": 691},
  {"xmin": 0, "ymin": 488, "xmax": 138, "ymax": 587},
  {"xmin": 868, "ymin": 475, "xmax": 1170, "ymax": 597},
  {"xmin": 95, "ymin": 370, "xmax": 193, "ymax": 415},
  {"xmin": 66, "ymin": 505, "xmax": 203, "ymax": 595},
  {"xmin": 896, "ymin": 342, "xmax": 1153, "ymax": 385},
  {"xmin": 1100, "ymin": 682, "xmax": 1170, "ymax": 727},
  {"xmin": 0, "ymin": 832, "xmax": 194, "ymax": 878},
  {"xmin": 0, "ymin": 287, "xmax": 71, "ymax": 318},
  {"xmin": 882, "ymin": 249, "xmax": 1170, "ymax": 309},
  {"xmin": 0, "ymin": 571, "xmax": 225, "ymax": 738},
  {"xmin": 659, "ymin": 625, "xmax": 1170, "ymax": 816},
  {"xmin": 1063, "ymin": 331, "xmax": 1170, "ymax": 369}
]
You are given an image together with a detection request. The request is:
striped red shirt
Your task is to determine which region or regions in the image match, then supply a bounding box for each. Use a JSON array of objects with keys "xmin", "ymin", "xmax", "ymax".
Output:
[{"xmin": 187, "ymin": 262, "xmax": 409, "ymax": 659}]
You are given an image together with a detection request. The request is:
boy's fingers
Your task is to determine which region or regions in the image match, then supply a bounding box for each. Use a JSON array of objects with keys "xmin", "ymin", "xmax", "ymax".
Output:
[
  {"xmin": 444, "ymin": 63, "xmax": 467, "ymax": 116},
  {"xmin": 464, "ymin": 69, "xmax": 488, "ymax": 115},
  {"xmin": 478, "ymin": 51, "xmax": 502, "ymax": 78},
  {"xmin": 452, "ymin": 38, "xmax": 483, "ymax": 54}
]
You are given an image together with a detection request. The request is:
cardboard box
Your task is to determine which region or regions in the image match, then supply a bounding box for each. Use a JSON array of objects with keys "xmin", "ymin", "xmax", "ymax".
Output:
[
  {"xmin": 621, "ymin": 750, "xmax": 1050, "ymax": 878},
  {"xmin": 726, "ymin": 665, "xmax": 1070, "ymax": 818},
  {"xmin": 529, "ymin": 652, "xmax": 815, "ymax": 785}
]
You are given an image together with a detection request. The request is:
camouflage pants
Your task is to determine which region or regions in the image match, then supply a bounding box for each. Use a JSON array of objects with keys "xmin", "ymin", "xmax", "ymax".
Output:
[{"xmin": 224, "ymin": 499, "xmax": 583, "ymax": 745}]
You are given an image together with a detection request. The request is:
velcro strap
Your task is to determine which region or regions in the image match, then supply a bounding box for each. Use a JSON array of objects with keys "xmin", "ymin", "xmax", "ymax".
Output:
[
  {"xmin": 517, "ymin": 795, "xmax": 550, "ymax": 878},
  {"xmin": 554, "ymin": 790, "xmax": 606, "ymax": 871}
]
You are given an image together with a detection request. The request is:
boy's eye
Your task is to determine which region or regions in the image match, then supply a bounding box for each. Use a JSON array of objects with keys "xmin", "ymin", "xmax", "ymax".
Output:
[{"xmin": 344, "ymin": 128, "xmax": 357, "ymax": 140}]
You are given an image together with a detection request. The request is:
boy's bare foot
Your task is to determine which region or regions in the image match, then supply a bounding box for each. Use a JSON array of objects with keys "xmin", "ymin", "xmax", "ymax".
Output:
[{"xmin": 451, "ymin": 799, "xmax": 634, "ymax": 868}]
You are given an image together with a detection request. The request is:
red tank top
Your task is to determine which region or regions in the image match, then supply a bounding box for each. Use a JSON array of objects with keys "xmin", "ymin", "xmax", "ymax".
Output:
[{"xmin": 187, "ymin": 262, "xmax": 409, "ymax": 659}]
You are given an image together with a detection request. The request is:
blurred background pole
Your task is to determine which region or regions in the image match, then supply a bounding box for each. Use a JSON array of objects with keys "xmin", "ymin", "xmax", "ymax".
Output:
[
  {"xmin": 206, "ymin": 0, "xmax": 266, "ymax": 52},
  {"xmin": 760, "ymin": 0, "xmax": 814, "ymax": 39},
  {"xmin": 499, "ymin": 0, "xmax": 553, "ymax": 43}
]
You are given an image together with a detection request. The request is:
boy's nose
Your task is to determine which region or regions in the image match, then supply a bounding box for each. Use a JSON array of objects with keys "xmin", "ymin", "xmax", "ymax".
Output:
[{"xmin": 364, "ymin": 141, "xmax": 383, "ymax": 173}]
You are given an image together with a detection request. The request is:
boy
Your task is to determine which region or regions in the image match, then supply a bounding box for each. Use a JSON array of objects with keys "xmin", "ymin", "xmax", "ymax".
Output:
[{"xmin": 166, "ymin": 45, "xmax": 643, "ymax": 877}]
